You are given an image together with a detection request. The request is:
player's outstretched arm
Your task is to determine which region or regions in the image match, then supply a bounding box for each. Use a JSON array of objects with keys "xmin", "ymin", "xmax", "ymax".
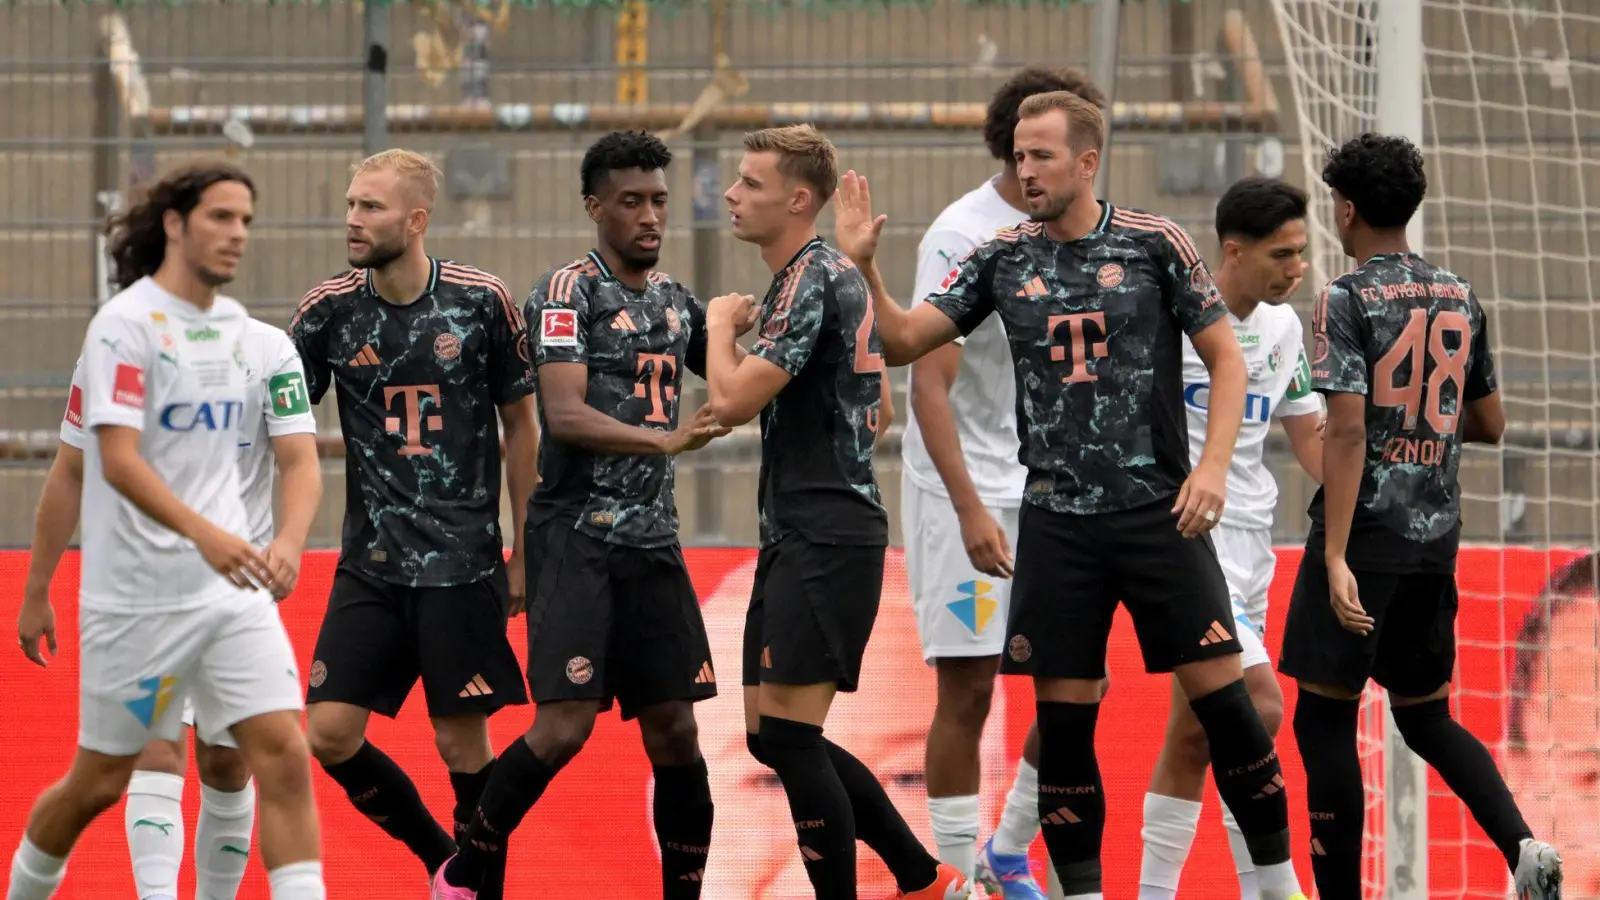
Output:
[
  {"xmin": 17, "ymin": 442, "xmax": 82, "ymax": 666},
  {"xmin": 265, "ymin": 432, "xmax": 321, "ymax": 598},
  {"xmin": 833, "ymin": 170, "xmax": 963, "ymax": 366}
]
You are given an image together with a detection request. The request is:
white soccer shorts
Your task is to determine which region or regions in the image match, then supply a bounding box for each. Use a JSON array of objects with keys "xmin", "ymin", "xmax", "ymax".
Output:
[
  {"xmin": 1211, "ymin": 524, "xmax": 1277, "ymax": 670},
  {"xmin": 78, "ymin": 589, "xmax": 302, "ymax": 757},
  {"xmin": 902, "ymin": 475, "xmax": 1022, "ymax": 664}
]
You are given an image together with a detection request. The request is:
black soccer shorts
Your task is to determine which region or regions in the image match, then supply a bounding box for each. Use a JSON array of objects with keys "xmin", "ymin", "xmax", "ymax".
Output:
[
  {"xmin": 306, "ymin": 565, "xmax": 528, "ymax": 718},
  {"xmin": 742, "ymin": 535, "xmax": 885, "ymax": 693},
  {"xmin": 1000, "ymin": 499, "xmax": 1242, "ymax": 679},
  {"xmin": 522, "ymin": 521, "xmax": 717, "ymax": 720},
  {"xmin": 1278, "ymin": 555, "xmax": 1459, "ymax": 698}
]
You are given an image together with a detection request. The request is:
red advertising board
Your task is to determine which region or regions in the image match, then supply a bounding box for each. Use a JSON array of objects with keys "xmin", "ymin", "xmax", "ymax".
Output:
[{"xmin": 0, "ymin": 546, "xmax": 1580, "ymax": 898}]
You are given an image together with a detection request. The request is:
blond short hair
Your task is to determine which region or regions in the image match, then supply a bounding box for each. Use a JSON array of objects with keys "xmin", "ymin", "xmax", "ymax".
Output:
[
  {"xmin": 742, "ymin": 124, "xmax": 839, "ymax": 206},
  {"xmin": 351, "ymin": 148, "xmax": 442, "ymax": 210},
  {"xmin": 1017, "ymin": 91, "xmax": 1106, "ymax": 155}
]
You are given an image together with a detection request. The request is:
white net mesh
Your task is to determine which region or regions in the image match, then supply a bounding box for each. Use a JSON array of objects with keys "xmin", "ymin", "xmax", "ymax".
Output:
[{"xmin": 1270, "ymin": 1, "xmax": 1600, "ymax": 897}]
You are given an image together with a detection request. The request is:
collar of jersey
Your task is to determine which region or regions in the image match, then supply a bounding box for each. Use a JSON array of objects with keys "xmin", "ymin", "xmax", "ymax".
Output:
[
  {"xmin": 139, "ymin": 276, "xmax": 239, "ymax": 321},
  {"xmin": 363, "ymin": 257, "xmax": 440, "ymax": 303},
  {"xmin": 779, "ymin": 236, "xmax": 825, "ymax": 273},
  {"xmin": 1091, "ymin": 201, "xmax": 1112, "ymax": 235}
]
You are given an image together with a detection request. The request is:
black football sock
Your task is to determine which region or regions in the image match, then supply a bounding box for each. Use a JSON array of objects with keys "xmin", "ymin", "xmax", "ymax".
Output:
[
  {"xmin": 653, "ymin": 760, "xmax": 714, "ymax": 899},
  {"xmin": 1391, "ymin": 698, "xmax": 1533, "ymax": 870},
  {"xmin": 449, "ymin": 759, "xmax": 506, "ymax": 900},
  {"xmin": 752, "ymin": 731, "xmax": 940, "ymax": 893},
  {"xmin": 1189, "ymin": 679, "xmax": 1293, "ymax": 866},
  {"xmin": 321, "ymin": 741, "xmax": 456, "ymax": 874},
  {"xmin": 758, "ymin": 715, "xmax": 857, "ymax": 900},
  {"xmin": 824, "ymin": 739, "xmax": 940, "ymax": 893},
  {"xmin": 1293, "ymin": 691, "xmax": 1364, "ymax": 900},
  {"xmin": 445, "ymin": 737, "xmax": 558, "ymax": 890},
  {"xmin": 1035, "ymin": 700, "xmax": 1106, "ymax": 896}
]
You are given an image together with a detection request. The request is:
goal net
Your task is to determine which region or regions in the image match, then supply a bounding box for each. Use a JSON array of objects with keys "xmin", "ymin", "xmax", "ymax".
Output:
[{"xmin": 1270, "ymin": 1, "xmax": 1598, "ymax": 897}]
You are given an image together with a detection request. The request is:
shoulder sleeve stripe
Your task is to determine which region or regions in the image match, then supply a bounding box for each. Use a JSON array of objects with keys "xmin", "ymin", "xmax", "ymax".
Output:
[
  {"xmin": 773, "ymin": 258, "xmax": 810, "ymax": 318},
  {"xmin": 440, "ymin": 263, "xmax": 523, "ymax": 331},
  {"xmin": 1111, "ymin": 210, "xmax": 1202, "ymax": 269},
  {"xmin": 290, "ymin": 270, "xmax": 362, "ymax": 329}
]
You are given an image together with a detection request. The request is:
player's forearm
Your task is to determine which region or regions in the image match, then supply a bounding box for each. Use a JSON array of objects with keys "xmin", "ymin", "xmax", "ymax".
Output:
[
  {"xmin": 271, "ymin": 441, "xmax": 322, "ymax": 552},
  {"xmin": 24, "ymin": 454, "xmax": 83, "ymax": 596},
  {"xmin": 874, "ymin": 368, "xmax": 894, "ymax": 452},
  {"xmin": 545, "ymin": 402, "xmax": 675, "ymax": 456},
  {"xmin": 861, "ymin": 261, "xmax": 920, "ymax": 367},
  {"xmin": 1197, "ymin": 352, "xmax": 1247, "ymax": 474},
  {"xmin": 705, "ymin": 323, "xmax": 760, "ymax": 426},
  {"xmin": 909, "ymin": 373, "xmax": 986, "ymax": 516},
  {"xmin": 101, "ymin": 445, "xmax": 216, "ymax": 543},
  {"xmin": 503, "ymin": 418, "xmax": 538, "ymax": 550},
  {"xmin": 1321, "ymin": 428, "xmax": 1365, "ymax": 560},
  {"xmin": 1281, "ymin": 414, "xmax": 1325, "ymax": 484}
]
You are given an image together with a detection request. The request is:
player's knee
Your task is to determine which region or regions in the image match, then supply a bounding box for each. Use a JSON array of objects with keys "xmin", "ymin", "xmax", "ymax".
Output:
[
  {"xmin": 305, "ymin": 714, "xmax": 364, "ymax": 766},
  {"xmin": 933, "ymin": 670, "xmax": 995, "ymax": 732},
  {"xmin": 195, "ymin": 743, "xmax": 250, "ymax": 793},
  {"xmin": 1170, "ymin": 715, "xmax": 1213, "ymax": 770},
  {"xmin": 133, "ymin": 739, "xmax": 185, "ymax": 776},
  {"xmin": 1245, "ymin": 670, "xmax": 1286, "ymax": 737},
  {"xmin": 431, "ymin": 716, "xmax": 492, "ymax": 771},
  {"xmin": 527, "ymin": 703, "xmax": 598, "ymax": 768},
  {"xmin": 639, "ymin": 707, "xmax": 701, "ymax": 767},
  {"xmin": 66, "ymin": 754, "xmax": 138, "ymax": 816}
]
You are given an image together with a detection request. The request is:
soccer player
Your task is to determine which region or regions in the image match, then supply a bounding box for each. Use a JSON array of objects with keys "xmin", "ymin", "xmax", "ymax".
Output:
[
  {"xmin": 291, "ymin": 149, "xmax": 537, "ymax": 897},
  {"xmin": 904, "ymin": 65, "xmax": 1107, "ymax": 898},
  {"xmin": 702, "ymin": 124, "xmax": 969, "ymax": 900},
  {"xmin": 430, "ymin": 131, "xmax": 728, "ymax": 900},
  {"xmin": 7, "ymin": 161, "xmax": 326, "ymax": 900},
  {"xmin": 19, "ymin": 311, "xmax": 321, "ymax": 900},
  {"xmin": 833, "ymin": 92, "xmax": 1309, "ymax": 900},
  {"xmin": 1278, "ymin": 132, "xmax": 1563, "ymax": 900},
  {"xmin": 1137, "ymin": 177, "xmax": 1324, "ymax": 900}
]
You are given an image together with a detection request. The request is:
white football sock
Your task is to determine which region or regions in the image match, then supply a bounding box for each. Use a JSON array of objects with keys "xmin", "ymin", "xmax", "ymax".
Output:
[
  {"xmin": 1220, "ymin": 801, "xmax": 1262, "ymax": 900},
  {"xmin": 267, "ymin": 861, "xmax": 325, "ymax": 900},
  {"xmin": 8, "ymin": 837, "xmax": 66, "ymax": 900},
  {"xmin": 927, "ymin": 794, "xmax": 979, "ymax": 883},
  {"xmin": 125, "ymin": 771, "xmax": 185, "ymax": 899},
  {"xmin": 1138, "ymin": 793, "xmax": 1202, "ymax": 899},
  {"xmin": 989, "ymin": 759, "xmax": 1041, "ymax": 857},
  {"xmin": 1255, "ymin": 861, "xmax": 1303, "ymax": 900},
  {"xmin": 195, "ymin": 781, "xmax": 255, "ymax": 900}
]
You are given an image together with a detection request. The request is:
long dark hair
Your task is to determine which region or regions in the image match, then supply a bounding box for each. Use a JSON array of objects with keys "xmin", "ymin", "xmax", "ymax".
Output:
[{"xmin": 105, "ymin": 160, "xmax": 256, "ymax": 291}]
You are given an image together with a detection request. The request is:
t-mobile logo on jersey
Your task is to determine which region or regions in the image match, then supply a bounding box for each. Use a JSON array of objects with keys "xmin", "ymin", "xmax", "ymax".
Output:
[
  {"xmin": 1047, "ymin": 312, "xmax": 1109, "ymax": 383},
  {"xmin": 634, "ymin": 353, "xmax": 678, "ymax": 424},
  {"xmin": 383, "ymin": 384, "xmax": 443, "ymax": 456}
]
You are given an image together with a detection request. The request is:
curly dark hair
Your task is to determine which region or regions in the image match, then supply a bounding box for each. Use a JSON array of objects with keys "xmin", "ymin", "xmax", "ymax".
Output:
[
  {"xmin": 1215, "ymin": 176, "xmax": 1309, "ymax": 242},
  {"xmin": 984, "ymin": 65, "xmax": 1109, "ymax": 163},
  {"xmin": 1321, "ymin": 133, "xmax": 1427, "ymax": 230},
  {"xmin": 104, "ymin": 160, "xmax": 256, "ymax": 291},
  {"xmin": 1507, "ymin": 552, "xmax": 1599, "ymax": 748},
  {"xmin": 580, "ymin": 130, "xmax": 673, "ymax": 198}
]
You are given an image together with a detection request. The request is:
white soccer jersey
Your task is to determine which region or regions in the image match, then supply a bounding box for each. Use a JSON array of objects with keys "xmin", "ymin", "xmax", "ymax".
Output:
[
  {"xmin": 1181, "ymin": 301, "xmax": 1322, "ymax": 531},
  {"xmin": 901, "ymin": 177, "xmax": 1029, "ymax": 507},
  {"xmin": 63, "ymin": 317, "xmax": 316, "ymax": 547},
  {"xmin": 74, "ymin": 278, "xmax": 257, "ymax": 613}
]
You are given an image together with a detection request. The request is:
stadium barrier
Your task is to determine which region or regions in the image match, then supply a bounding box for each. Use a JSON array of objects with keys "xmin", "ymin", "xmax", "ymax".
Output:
[{"xmin": 0, "ymin": 545, "xmax": 1575, "ymax": 899}]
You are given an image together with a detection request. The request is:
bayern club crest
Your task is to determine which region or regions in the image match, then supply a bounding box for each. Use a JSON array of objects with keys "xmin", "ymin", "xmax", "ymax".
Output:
[{"xmin": 1096, "ymin": 263, "xmax": 1124, "ymax": 288}]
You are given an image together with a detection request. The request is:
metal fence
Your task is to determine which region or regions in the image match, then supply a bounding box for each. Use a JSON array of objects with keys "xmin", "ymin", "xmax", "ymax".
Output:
[{"xmin": 3, "ymin": 0, "xmax": 1323, "ymax": 547}]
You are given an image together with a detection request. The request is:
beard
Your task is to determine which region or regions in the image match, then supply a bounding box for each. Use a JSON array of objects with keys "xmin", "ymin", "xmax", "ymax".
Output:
[
  {"xmin": 349, "ymin": 235, "xmax": 407, "ymax": 270},
  {"xmin": 195, "ymin": 264, "xmax": 235, "ymax": 287},
  {"xmin": 1027, "ymin": 190, "xmax": 1073, "ymax": 222}
]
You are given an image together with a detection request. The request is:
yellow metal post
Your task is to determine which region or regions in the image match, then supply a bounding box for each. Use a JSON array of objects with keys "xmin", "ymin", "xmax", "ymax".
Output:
[{"xmin": 616, "ymin": 0, "xmax": 648, "ymax": 105}]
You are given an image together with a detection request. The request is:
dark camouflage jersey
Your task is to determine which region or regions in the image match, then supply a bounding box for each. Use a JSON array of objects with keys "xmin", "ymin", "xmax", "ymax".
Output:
[
  {"xmin": 526, "ymin": 250, "xmax": 705, "ymax": 548},
  {"xmin": 926, "ymin": 203, "xmax": 1227, "ymax": 515},
  {"xmin": 752, "ymin": 237, "xmax": 888, "ymax": 548},
  {"xmin": 1306, "ymin": 252, "xmax": 1496, "ymax": 567},
  {"xmin": 291, "ymin": 258, "xmax": 535, "ymax": 587}
]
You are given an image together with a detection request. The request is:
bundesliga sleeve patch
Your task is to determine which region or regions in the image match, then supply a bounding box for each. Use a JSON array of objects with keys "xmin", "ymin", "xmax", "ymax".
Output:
[
  {"xmin": 541, "ymin": 308, "xmax": 579, "ymax": 347},
  {"xmin": 65, "ymin": 385, "xmax": 84, "ymax": 427},
  {"xmin": 269, "ymin": 371, "xmax": 311, "ymax": 417},
  {"xmin": 113, "ymin": 363, "xmax": 145, "ymax": 409}
]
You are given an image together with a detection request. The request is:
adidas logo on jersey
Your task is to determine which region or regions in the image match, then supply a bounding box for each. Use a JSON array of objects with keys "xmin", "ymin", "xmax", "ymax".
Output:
[
  {"xmin": 348, "ymin": 344, "xmax": 380, "ymax": 366},
  {"xmin": 610, "ymin": 310, "xmax": 639, "ymax": 332},
  {"xmin": 1015, "ymin": 276, "xmax": 1048, "ymax": 297}
]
